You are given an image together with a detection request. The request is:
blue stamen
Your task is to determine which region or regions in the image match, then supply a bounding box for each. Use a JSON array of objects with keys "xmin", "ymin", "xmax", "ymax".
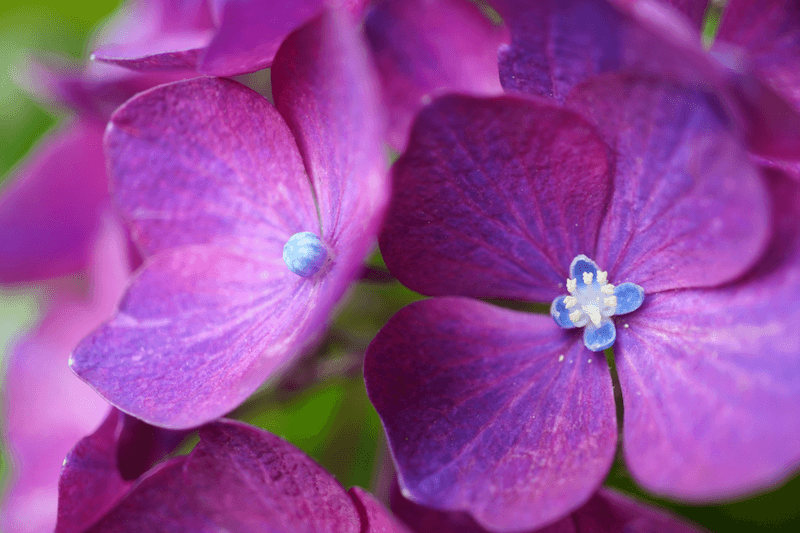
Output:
[
  {"xmin": 283, "ymin": 232, "xmax": 328, "ymax": 277},
  {"xmin": 550, "ymin": 255, "xmax": 644, "ymax": 352}
]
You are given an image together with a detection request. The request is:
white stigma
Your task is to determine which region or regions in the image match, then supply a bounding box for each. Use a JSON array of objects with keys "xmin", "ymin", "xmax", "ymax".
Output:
[{"xmin": 564, "ymin": 270, "xmax": 617, "ymax": 327}]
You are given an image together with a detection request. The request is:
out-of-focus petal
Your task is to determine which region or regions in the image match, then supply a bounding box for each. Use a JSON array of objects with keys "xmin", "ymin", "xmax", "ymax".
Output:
[
  {"xmin": 364, "ymin": 297, "xmax": 617, "ymax": 532},
  {"xmin": 0, "ymin": 217, "xmax": 129, "ymax": 533},
  {"xmin": 380, "ymin": 94, "xmax": 611, "ymax": 302},
  {"xmin": 0, "ymin": 121, "xmax": 107, "ymax": 283},
  {"xmin": 85, "ymin": 420, "xmax": 396, "ymax": 532},
  {"xmin": 105, "ymin": 77, "xmax": 318, "ymax": 257},
  {"xmin": 391, "ymin": 482, "xmax": 706, "ymax": 532},
  {"xmin": 567, "ymin": 74, "xmax": 770, "ymax": 292},
  {"xmin": 659, "ymin": 0, "xmax": 710, "ymax": 30},
  {"xmin": 92, "ymin": 32, "xmax": 212, "ymax": 72},
  {"xmin": 70, "ymin": 246, "xmax": 325, "ymax": 428},
  {"xmin": 349, "ymin": 486, "xmax": 412, "ymax": 533},
  {"xmin": 616, "ymin": 170, "xmax": 800, "ymax": 499},
  {"xmin": 272, "ymin": 8, "xmax": 388, "ymax": 268},
  {"xmin": 364, "ymin": 0, "xmax": 506, "ymax": 149}
]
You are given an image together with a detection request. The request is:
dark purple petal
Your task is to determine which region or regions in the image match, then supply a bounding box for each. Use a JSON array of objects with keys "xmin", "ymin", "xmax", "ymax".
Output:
[
  {"xmin": 364, "ymin": 297, "xmax": 617, "ymax": 532},
  {"xmin": 0, "ymin": 121, "xmax": 108, "ymax": 282},
  {"xmin": 349, "ymin": 486, "xmax": 412, "ymax": 533},
  {"xmin": 86, "ymin": 420, "xmax": 365, "ymax": 532},
  {"xmin": 1, "ymin": 219, "xmax": 129, "ymax": 533},
  {"xmin": 381, "ymin": 94, "xmax": 611, "ymax": 301},
  {"xmin": 105, "ymin": 77, "xmax": 318, "ymax": 256},
  {"xmin": 391, "ymin": 482, "xmax": 705, "ymax": 532},
  {"xmin": 272, "ymin": 8, "xmax": 388, "ymax": 267},
  {"xmin": 495, "ymin": 0, "xmax": 714, "ymax": 104},
  {"xmin": 71, "ymin": 246, "xmax": 323, "ymax": 428},
  {"xmin": 567, "ymin": 74, "xmax": 771, "ymax": 292},
  {"xmin": 615, "ymin": 170, "xmax": 800, "ymax": 499},
  {"xmin": 364, "ymin": 0, "xmax": 506, "ymax": 149},
  {"xmin": 56, "ymin": 410, "xmax": 130, "ymax": 533}
]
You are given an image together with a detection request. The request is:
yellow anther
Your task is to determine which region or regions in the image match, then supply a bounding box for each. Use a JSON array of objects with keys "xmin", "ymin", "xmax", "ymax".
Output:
[
  {"xmin": 604, "ymin": 296, "xmax": 618, "ymax": 308},
  {"xmin": 601, "ymin": 284, "xmax": 615, "ymax": 295},
  {"xmin": 564, "ymin": 296, "xmax": 578, "ymax": 309},
  {"xmin": 583, "ymin": 272, "xmax": 594, "ymax": 284},
  {"xmin": 569, "ymin": 310, "xmax": 582, "ymax": 323},
  {"xmin": 566, "ymin": 278, "xmax": 577, "ymax": 293},
  {"xmin": 597, "ymin": 271, "xmax": 608, "ymax": 284}
]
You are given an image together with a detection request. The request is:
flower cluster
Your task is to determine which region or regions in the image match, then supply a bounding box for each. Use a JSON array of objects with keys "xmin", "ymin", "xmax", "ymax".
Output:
[{"xmin": 1, "ymin": 0, "xmax": 799, "ymax": 532}]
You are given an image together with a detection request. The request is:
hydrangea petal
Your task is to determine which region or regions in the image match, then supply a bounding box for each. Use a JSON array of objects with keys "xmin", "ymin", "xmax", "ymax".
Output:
[
  {"xmin": 612, "ymin": 282, "xmax": 644, "ymax": 315},
  {"xmin": 70, "ymin": 246, "xmax": 325, "ymax": 428},
  {"xmin": 495, "ymin": 0, "xmax": 714, "ymax": 104},
  {"xmin": 84, "ymin": 420, "xmax": 398, "ymax": 532},
  {"xmin": 583, "ymin": 319, "xmax": 616, "ymax": 352},
  {"xmin": 272, "ymin": 8, "xmax": 388, "ymax": 269},
  {"xmin": 0, "ymin": 121, "xmax": 107, "ymax": 282},
  {"xmin": 364, "ymin": 0, "xmax": 506, "ymax": 149},
  {"xmin": 365, "ymin": 297, "xmax": 617, "ymax": 532},
  {"xmin": 567, "ymin": 74, "xmax": 770, "ymax": 292},
  {"xmin": 105, "ymin": 76, "xmax": 319, "ymax": 256},
  {"xmin": 570, "ymin": 255, "xmax": 599, "ymax": 289},
  {"xmin": 380, "ymin": 94, "xmax": 611, "ymax": 301},
  {"xmin": 551, "ymin": 295, "xmax": 579, "ymax": 329},
  {"xmin": 615, "ymin": 170, "xmax": 800, "ymax": 499},
  {"xmin": 391, "ymin": 482, "xmax": 705, "ymax": 533}
]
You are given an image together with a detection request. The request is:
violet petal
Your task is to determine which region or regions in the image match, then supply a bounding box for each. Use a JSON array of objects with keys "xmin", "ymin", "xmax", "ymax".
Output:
[
  {"xmin": 70, "ymin": 246, "xmax": 320, "ymax": 428},
  {"xmin": 86, "ymin": 420, "xmax": 367, "ymax": 532},
  {"xmin": 0, "ymin": 121, "xmax": 108, "ymax": 283},
  {"xmin": 616, "ymin": 170, "xmax": 800, "ymax": 499},
  {"xmin": 272, "ymin": 7, "xmax": 388, "ymax": 266},
  {"xmin": 92, "ymin": 32, "xmax": 211, "ymax": 72},
  {"xmin": 364, "ymin": 0, "xmax": 506, "ymax": 149},
  {"xmin": 349, "ymin": 486, "xmax": 412, "ymax": 533},
  {"xmin": 364, "ymin": 297, "xmax": 617, "ymax": 532},
  {"xmin": 567, "ymin": 74, "xmax": 771, "ymax": 292},
  {"xmin": 660, "ymin": 0, "xmax": 710, "ymax": 30},
  {"xmin": 104, "ymin": 77, "xmax": 318, "ymax": 256},
  {"xmin": 380, "ymin": 94, "xmax": 611, "ymax": 301}
]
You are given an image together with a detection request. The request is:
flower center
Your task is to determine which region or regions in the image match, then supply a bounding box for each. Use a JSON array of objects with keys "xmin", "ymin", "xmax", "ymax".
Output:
[
  {"xmin": 283, "ymin": 232, "xmax": 328, "ymax": 277},
  {"xmin": 550, "ymin": 255, "xmax": 644, "ymax": 352}
]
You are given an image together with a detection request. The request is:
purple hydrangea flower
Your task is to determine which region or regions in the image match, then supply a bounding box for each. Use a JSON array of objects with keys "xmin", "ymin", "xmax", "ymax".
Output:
[
  {"xmin": 69, "ymin": 8, "xmax": 388, "ymax": 429},
  {"xmin": 57, "ymin": 418, "xmax": 409, "ymax": 532},
  {"xmin": 390, "ymin": 481, "xmax": 705, "ymax": 533},
  {"xmin": 364, "ymin": 75, "xmax": 800, "ymax": 530},
  {"xmin": 92, "ymin": 0, "xmax": 368, "ymax": 76}
]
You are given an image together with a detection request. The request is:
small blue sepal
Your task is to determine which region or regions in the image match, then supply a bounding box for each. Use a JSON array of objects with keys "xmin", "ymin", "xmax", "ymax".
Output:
[
  {"xmin": 283, "ymin": 231, "xmax": 328, "ymax": 277},
  {"xmin": 583, "ymin": 319, "xmax": 616, "ymax": 352},
  {"xmin": 551, "ymin": 295, "xmax": 578, "ymax": 329},
  {"xmin": 570, "ymin": 254, "xmax": 599, "ymax": 288},
  {"xmin": 613, "ymin": 282, "xmax": 645, "ymax": 315}
]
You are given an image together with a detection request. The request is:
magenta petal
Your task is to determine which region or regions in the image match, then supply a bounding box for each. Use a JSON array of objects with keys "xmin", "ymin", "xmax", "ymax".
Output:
[
  {"xmin": 92, "ymin": 32, "xmax": 210, "ymax": 72},
  {"xmin": 381, "ymin": 94, "xmax": 611, "ymax": 301},
  {"xmin": 272, "ymin": 8, "xmax": 388, "ymax": 264},
  {"xmin": 0, "ymin": 121, "xmax": 108, "ymax": 282},
  {"xmin": 364, "ymin": 0, "xmax": 506, "ymax": 149},
  {"xmin": 86, "ymin": 421, "xmax": 366, "ymax": 532},
  {"xmin": 660, "ymin": 0, "xmax": 710, "ymax": 29},
  {"xmin": 105, "ymin": 77, "xmax": 318, "ymax": 256},
  {"xmin": 349, "ymin": 487, "xmax": 412, "ymax": 533},
  {"xmin": 56, "ymin": 410, "xmax": 131, "ymax": 533},
  {"xmin": 567, "ymin": 74, "xmax": 771, "ymax": 292},
  {"xmin": 201, "ymin": 0, "xmax": 326, "ymax": 75},
  {"xmin": 364, "ymin": 298, "xmax": 617, "ymax": 532},
  {"xmin": 71, "ymin": 246, "xmax": 324, "ymax": 428},
  {"xmin": 615, "ymin": 171, "xmax": 800, "ymax": 499}
]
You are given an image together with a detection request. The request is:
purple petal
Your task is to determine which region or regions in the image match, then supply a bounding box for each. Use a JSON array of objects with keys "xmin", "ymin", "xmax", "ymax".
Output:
[
  {"xmin": 495, "ymin": 0, "xmax": 714, "ymax": 104},
  {"xmin": 567, "ymin": 74, "xmax": 771, "ymax": 292},
  {"xmin": 56, "ymin": 410, "xmax": 130, "ymax": 533},
  {"xmin": 86, "ymin": 420, "xmax": 365, "ymax": 532},
  {"xmin": 349, "ymin": 486, "xmax": 412, "ymax": 533},
  {"xmin": 364, "ymin": 297, "xmax": 617, "ymax": 532},
  {"xmin": 0, "ymin": 121, "xmax": 108, "ymax": 282},
  {"xmin": 201, "ymin": 0, "xmax": 326, "ymax": 75},
  {"xmin": 659, "ymin": 0, "xmax": 710, "ymax": 29},
  {"xmin": 105, "ymin": 77, "xmax": 318, "ymax": 256},
  {"xmin": 272, "ymin": 8, "xmax": 388, "ymax": 268},
  {"xmin": 92, "ymin": 32, "xmax": 211, "ymax": 72},
  {"xmin": 364, "ymin": 0, "xmax": 506, "ymax": 149},
  {"xmin": 71, "ymin": 246, "xmax": 324, "ymax": 428},
  {"xmin": 380, "ymin": 94, "xmax": 611, "ymax": 301},
  {"xmin": 391, "ymin": 482, "xmax": 705, "ymax": 532},
  {"xmin": 615, "ymin": 170, "xmax": 800, "ymax": 499},
  {"xmin": 1, "ymin": 219, "xmax": 129, "ymax": 533}
]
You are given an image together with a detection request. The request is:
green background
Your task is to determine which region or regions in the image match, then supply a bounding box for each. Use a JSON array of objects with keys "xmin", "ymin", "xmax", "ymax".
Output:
[{"xmin": 0, "ymin": 1, "xmax": 798, "ymax": 531}]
